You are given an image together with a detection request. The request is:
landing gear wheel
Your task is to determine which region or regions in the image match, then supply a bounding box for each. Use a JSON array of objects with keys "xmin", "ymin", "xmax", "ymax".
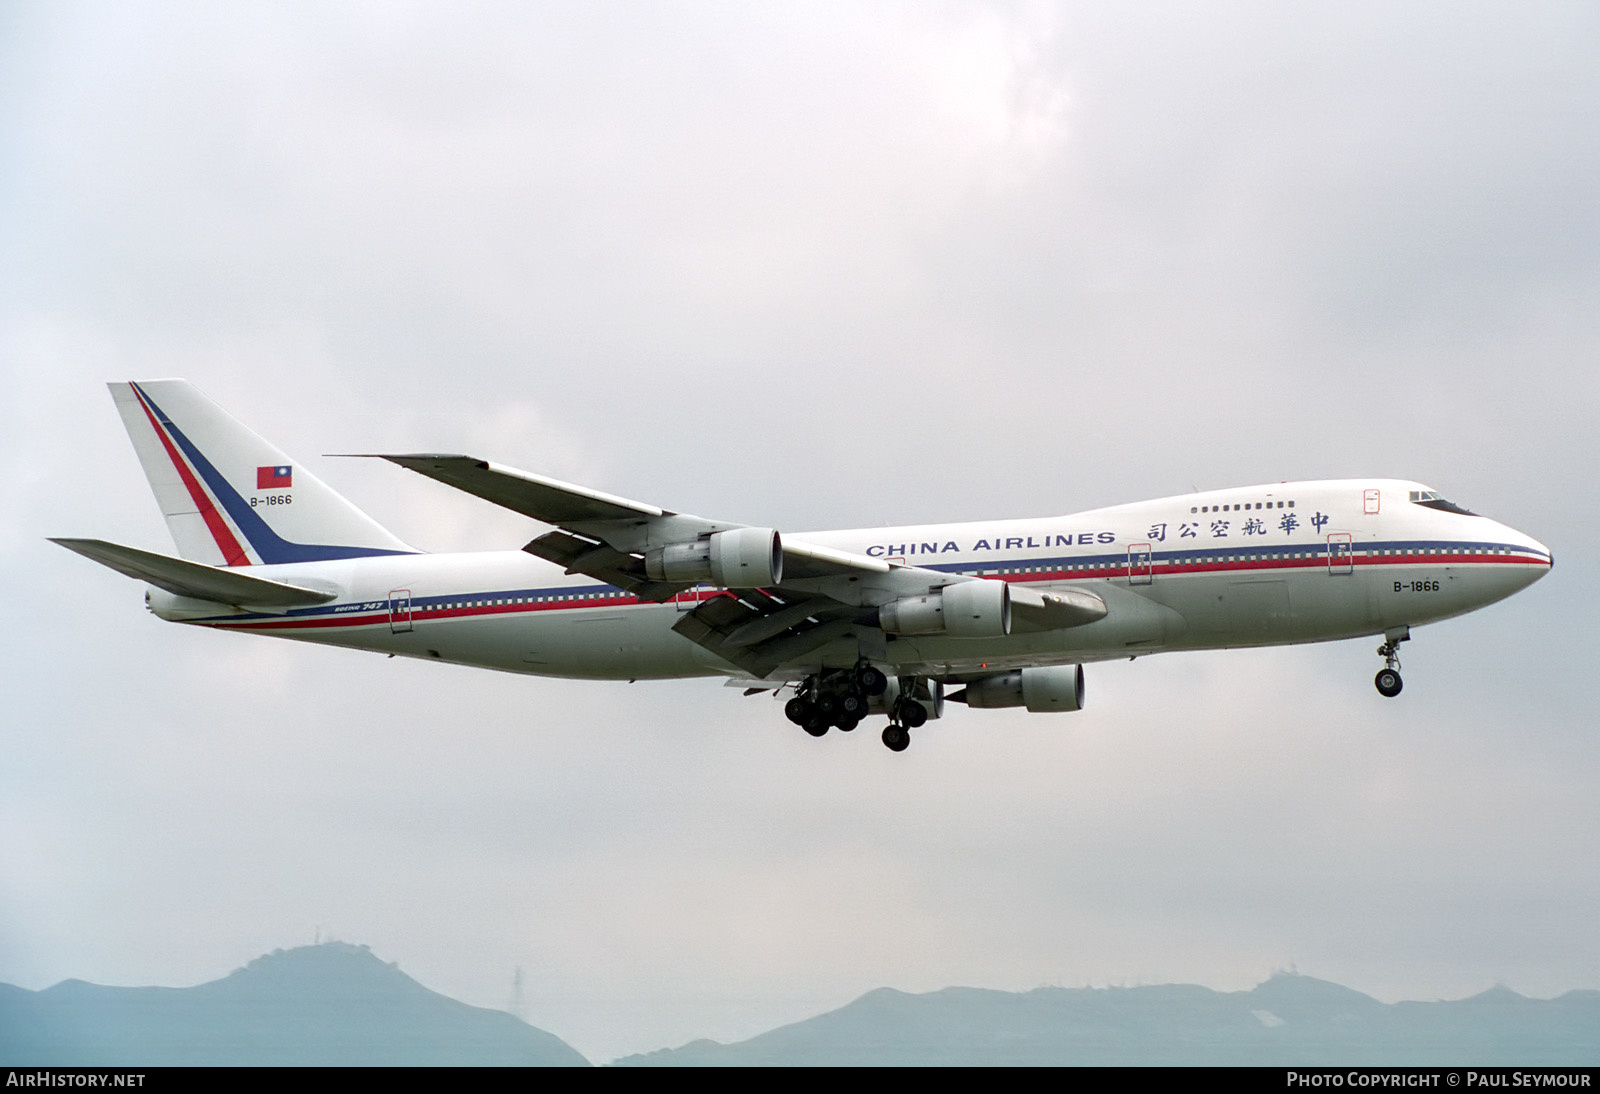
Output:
[
  {"xmin": 836, "ymin": 717, "xmax": 859, "ymax": 732},
  {"xmin": 895, "ymin": 699, "xmax": 928, "ymax": 729},
  {"xmin": 785, "ymin": 697, "xmax": 814, "ymax": 725},
  {"xmin": 856, "ymin": 666, "xmax": 888, "ymax": 696},
  {"xmin": 804, "ymin": 719, "xmax": 830, "ymax": 737},
  {"xmin": 882, "ymin": 724, "xmax": 910, "ymax": 752},
  {"xmin": 839, "ymin": 690, "xmax": 866, "ymax": 718},
  {"xmin": 1374, "ymin": 631, "xmax": 1408, "ymax": 698}
]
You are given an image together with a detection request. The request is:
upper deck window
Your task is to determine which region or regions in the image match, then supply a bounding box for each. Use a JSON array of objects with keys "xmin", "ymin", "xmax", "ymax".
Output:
[{"xmin": 1408, "ymin": 488, "xmax": 1476, "ymax": 516}]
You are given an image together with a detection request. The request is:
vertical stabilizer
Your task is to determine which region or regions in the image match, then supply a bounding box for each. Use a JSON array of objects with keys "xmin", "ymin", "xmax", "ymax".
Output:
[{"xmin": 110, "ymin": 380, "xmax": 416, "ymax": 566}]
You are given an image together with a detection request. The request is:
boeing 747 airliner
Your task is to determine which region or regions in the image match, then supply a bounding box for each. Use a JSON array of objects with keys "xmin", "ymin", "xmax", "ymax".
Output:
[{"xmin": 54, "ymin": 381, "xmax": 1552, "ymax": 752}]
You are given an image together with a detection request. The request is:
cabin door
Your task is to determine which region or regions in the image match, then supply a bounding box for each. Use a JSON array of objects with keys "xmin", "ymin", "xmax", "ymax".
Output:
[
  {"xmin": 388, "ymin": 589, "xmax": 414, "ymax": 633},
  {"xmin": 1326, "ymin": 535, "xmax": 1354, "ymax": 576},
  {"xmin": 1127, "ymin": 543, "xmax": 1153, "ymax": 585}
]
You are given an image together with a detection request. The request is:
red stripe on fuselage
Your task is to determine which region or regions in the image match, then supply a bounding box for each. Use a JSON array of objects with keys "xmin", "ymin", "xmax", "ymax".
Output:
[
  {"xmin": 130, "ymin": 384, "xmax": 251, "ymax": 567},
  {"xmin": 207, "ymin": 592, "xmax": 653, "ymax": 631},
  {"xmin": 193, "ymin": 550, "xmax": 1547, "ymax": 632},
  {"xmin": 994, "ymin": 550, "xmax": 1547, "ymax": 583}
]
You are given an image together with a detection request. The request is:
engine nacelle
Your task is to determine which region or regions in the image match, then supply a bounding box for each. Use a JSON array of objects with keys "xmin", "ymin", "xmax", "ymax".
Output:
[
  {"xmin": 644, "ymin": 527, "xmax": 783, "ymax": 588},
  {"xmin": 878, "ymin": 580, "xmax": 1011, "ymax": 638},
  {"xmin": 962, "ymin": 665, "xmax": 1084, "ymax": 712}
]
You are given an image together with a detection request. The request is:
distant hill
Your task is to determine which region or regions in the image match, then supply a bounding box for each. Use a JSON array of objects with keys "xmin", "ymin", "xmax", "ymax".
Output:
[
  {"xmin": 9, "ymin": 951, "xmax": 1595, "ymax": 1067},
  {"xmin": 0, "ymin": 942, "xmax": 588, "ymax": 1066},
  {"xmin": 614, "ymin": 974, "xmax": 1600, "ymax": 1066}
]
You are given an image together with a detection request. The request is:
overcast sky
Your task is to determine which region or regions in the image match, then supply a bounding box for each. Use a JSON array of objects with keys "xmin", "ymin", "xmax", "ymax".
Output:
[{"xmin": 3, "ymin": 1, "xmax": 1596, "ymax": 1063}]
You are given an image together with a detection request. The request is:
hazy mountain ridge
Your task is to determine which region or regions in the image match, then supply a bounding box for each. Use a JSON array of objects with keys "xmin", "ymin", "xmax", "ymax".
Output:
[
  {"xmin": 614, "ymin": 976, "xmax": 1600, "ymax": 1066},
  {"xmin": 0, "ymin": 942, "xmax": 588, "ymax": 1067},
  {"xmin": 5, "ymin": 945, "xmax": 1595, "ymax": 1067}
]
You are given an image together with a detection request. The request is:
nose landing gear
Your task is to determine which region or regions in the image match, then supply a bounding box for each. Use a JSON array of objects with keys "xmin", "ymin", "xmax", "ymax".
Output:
[{"xmin": 1374, "ymin": 628, "xmax": 1409, "ymax": 698}]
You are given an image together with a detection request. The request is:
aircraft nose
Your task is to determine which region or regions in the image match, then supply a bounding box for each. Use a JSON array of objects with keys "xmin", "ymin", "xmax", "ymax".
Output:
[{"xmin": 1499, "ymin": 523, "xmax": 1552, "ymax": 580}]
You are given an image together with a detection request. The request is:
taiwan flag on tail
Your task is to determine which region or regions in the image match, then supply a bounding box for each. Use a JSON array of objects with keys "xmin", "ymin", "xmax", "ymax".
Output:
[{"xmin": 257, "ymin": 465, "xmax": 292, "ymax": 489}]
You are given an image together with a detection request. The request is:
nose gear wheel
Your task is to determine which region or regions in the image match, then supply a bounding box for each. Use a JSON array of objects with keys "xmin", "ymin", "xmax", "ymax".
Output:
[{"xmin": 1374, "ymin": 631, "xmax": 1408, "ymax": 698}]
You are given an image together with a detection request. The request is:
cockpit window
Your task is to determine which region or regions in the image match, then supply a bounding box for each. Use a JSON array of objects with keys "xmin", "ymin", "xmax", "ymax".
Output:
[{"xmin": 1408, "ymin": 489, "xmax": 1477, "ymax": 516}]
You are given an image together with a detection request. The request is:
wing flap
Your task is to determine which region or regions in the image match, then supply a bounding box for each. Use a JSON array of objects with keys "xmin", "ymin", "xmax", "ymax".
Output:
[
  {"xmin": 50, "ymin": 538, "xmax": 337, "ymax": 607},
  {"xmin": 520, "ymin": 530, "xmax": 686, "ymax": 603},
  {"xmin": 671, "ymin": 590, "xmax": 862, "ymax": 676}
]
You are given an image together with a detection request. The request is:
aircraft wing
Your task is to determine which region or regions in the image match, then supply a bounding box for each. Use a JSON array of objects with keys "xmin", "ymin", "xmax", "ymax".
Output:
[
  {"xmin": 373, "ymin": 453, "xmax": 1105, "ymax": 676},
  {"xmin": 666, "ymin": 555, "xmax": 1105, "ymax": 677},
  {"xmin": 375, "ymin": 454, "xmax": 673, "ymax": 528},
  {"xmin": 372, "ymin": 454, "xmax": 731, "ymax": 597},
  {"xmin": 372, "ymin": 451, "xmax": 900, "ymax": 588}
]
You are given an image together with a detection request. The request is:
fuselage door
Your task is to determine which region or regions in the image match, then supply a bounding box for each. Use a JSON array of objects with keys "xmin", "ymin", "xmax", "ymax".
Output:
[
  {"xmin": 1326, "ymin": 534, "xmax": 1354, "ymax": 576},
  {"xmin": 388, "ymin": 588, "xmax": 414, "ymax": 633},
  {"xmin": 1363, "ymin": 488, "xmax": 1381, "ymax": 515},
  {"xmin": 1128, "ymin": 543, "xmax": 1153, "ymax": 585}
]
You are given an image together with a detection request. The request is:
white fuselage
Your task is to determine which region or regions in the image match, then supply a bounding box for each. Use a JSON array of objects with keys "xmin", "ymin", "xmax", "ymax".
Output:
[{"xmin": 149, "ymin": 479, "xmax": 1551, "ymax": 682}]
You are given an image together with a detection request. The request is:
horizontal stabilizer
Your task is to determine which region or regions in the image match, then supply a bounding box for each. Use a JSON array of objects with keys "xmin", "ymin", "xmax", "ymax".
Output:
[{"xmin": 50, "ymin": 538, "xmax": 337, "ymax": 608}]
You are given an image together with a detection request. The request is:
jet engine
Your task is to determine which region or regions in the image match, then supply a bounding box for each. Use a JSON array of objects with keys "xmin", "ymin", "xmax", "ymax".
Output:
[
  {"xmin": 957, "ymin": 664, "xmax": 1084, "ymax": 712},
  {"xmin": 877, "ymin": 579, "xmax": 1011, "ymax": 638},
  {"xmin": 643, "ymin": 527, "xmax": 783, "ymax": 588}
]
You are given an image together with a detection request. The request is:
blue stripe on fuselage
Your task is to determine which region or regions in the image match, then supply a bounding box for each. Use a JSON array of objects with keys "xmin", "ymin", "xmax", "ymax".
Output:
[{"xmin": 188, "ymin": 537, "xmax": 1545, "ymax": 629}]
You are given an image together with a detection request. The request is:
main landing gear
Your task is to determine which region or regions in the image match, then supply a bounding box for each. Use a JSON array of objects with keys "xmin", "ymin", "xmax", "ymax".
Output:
[
  {"xmin": 785, "ymin": 664, "xmax": 933, "ymax": 752},
  {"xmin": 784, "ymin": 663, "xmax": 889, "ymax": 739},
  {"xmin": 879, "ymin": 694, "xmax": 926, "ymax": 752},
  {"xmin": 1374, "ymin": 628, "xmax": 1409, "ymax": 698}
]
